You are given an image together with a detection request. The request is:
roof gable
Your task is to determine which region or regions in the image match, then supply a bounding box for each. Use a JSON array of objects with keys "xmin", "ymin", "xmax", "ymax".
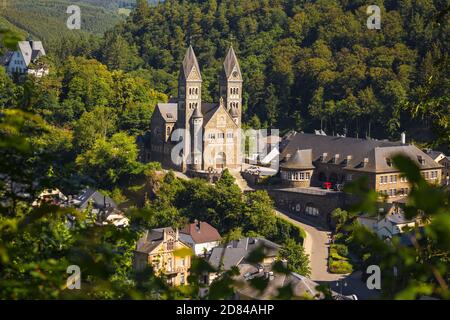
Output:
[
  {"xmin": 180, "ymin": 222, "xmax": 221, "ymax": 244},
  {"xmin": 203, "ymin": 101, "xmax": 239, "ymax": 129}
]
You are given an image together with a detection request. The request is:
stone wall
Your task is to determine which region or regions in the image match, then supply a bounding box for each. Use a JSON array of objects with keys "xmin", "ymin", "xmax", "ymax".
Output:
[{"xmin": 267, "ymin": 188, "xmax": 359, "ymax": 229}]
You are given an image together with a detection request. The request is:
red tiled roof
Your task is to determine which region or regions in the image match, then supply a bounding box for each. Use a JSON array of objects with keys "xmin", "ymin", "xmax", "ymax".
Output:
[{"xmin": 180, "ymin": 221, "xmax": 221, "ymax": 244}]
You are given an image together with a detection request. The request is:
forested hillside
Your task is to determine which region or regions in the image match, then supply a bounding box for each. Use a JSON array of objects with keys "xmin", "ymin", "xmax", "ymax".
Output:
[
  {"xmin": 0, "ymin": 0, "xmax": 121, "ymax": 42},
  {"xmin": 99, "ymin": 0, "xmax": 448, "ymax": 148}
]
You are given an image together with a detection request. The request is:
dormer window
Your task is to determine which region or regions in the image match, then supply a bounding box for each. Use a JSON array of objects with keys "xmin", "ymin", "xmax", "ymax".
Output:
[
  {"xmin": 417, "ymin": 156, "xmax": 425, "ymax": 165},
  {"xmin": 386, "ymin": 158, "xmax": 392, "ymax": 167}
]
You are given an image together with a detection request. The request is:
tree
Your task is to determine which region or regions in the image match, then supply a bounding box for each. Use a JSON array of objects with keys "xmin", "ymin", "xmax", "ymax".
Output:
[
  {"xmin": 331, "ymin": 208, "xmax": 349, "ymax": 232},
  {"xmin": 279, "ymin": 238, "xmax": 311, "ymax": 277},
  {"xmin": 101, "ymin": 33, "xmax": 142, "ymax": 72},
  {"xmin": 264, "ymin": 84, "xmax": 279, "ymax": 126},
  {"xmin": 73, "ymin": 106, "xmax": 118, "ymax": 152},
  {"xmin": 75, "ymin": 132, "xmax": 139, "ymax": 188},
  {"xmin": 0, "ymin": 67, "xmax": 17, "ymax": 109},
  {"xmin": 242, "ymin": 191, "xmax": 277, "ymax": 238}
]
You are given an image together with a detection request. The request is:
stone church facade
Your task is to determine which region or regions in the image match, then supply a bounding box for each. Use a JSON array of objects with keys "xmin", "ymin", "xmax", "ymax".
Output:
[{"xmin": 148, "ymin": 46, "xmax": 243, "ymax": 173}]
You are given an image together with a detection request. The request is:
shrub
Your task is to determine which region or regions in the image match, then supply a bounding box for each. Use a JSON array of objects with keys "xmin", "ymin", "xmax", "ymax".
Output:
[
  {"xmin": 333, "ymin": 232, "xmax": 345, "ymax": 243},
  {"xmin": 332, "ymin": 244, "xmax": 349, "ymax": 257},
  {"xmin": 330, "ymin": 250, "xmax": 348, "ymax": 261},
  {"xmin": 329, "ymin": 260, "xmax": 353, "ymax": 274}
]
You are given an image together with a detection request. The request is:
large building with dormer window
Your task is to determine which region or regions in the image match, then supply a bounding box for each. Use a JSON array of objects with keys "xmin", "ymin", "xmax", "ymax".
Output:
[{"xmin": 148, "ymin": 46, "xmax": 243, "ymax": 173}]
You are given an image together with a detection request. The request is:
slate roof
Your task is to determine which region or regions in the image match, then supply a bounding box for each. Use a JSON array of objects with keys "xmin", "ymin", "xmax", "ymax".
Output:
[
  {"xmin": 425, "ymin": 149, "xmax": 445, "ymax": 161},
  {"xmin": 192, "ymin": 104, "xmax": 203, "ymax": 118},
  {"xmin": 74, "ymin": 188, "xmax": 117, "ymax": 210},
  {"xmin": 281, "ymin": 133, "xmax": 441, "ymax": 173},
  {"xmin": 18, "ymin": 41, "xmax": 45, "ymax": 66},
  {"xmin": 280, "ymin": 149, "xmax": 315, "ymax": 170},
  {"xmin": 156, "ymin": 103, "xmax": 178, "ymax": 122},
  {"xmin": 222, "ymin": 46, "xmax": 242, "ymax": 80},
  {"xmin": 181, "ymin": 45, "xmax": 201, "ymax": 81},
  {"xmin": 180, "ymin": 221, "xmax": 221, "ymax": 244},
  {"xmin": 209, "ymin": 247, "xmax": 247, "ymax": 270},
  {"xmin": 386, "ymin": 212, "xmax": 414, "ymax": 224},
  {"xmin": 235, "ymin": 264, "xmax": 323, "ymax": 300},
  {"xmin": 0, "ymin": 52, "xmax": 13, "ymax": 66},
  {"xmin": 135, "ymin": 227, "xmax": 176, "ymax": 254},
  {"xmin": 209, "ymin": 237, "xmax": 281, "ymax": 270}
]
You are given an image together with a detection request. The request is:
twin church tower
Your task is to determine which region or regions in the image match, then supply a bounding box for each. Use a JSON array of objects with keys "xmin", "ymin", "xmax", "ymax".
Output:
[{"xmin": 149, "ymin": 46, "xmax": 243, "ymax": 172}]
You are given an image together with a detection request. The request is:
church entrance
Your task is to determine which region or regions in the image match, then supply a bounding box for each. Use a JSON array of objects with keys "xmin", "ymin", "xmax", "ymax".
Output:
[{"xmin": 215, "ymin": 152, "xmax": 226, "ymax": 169}]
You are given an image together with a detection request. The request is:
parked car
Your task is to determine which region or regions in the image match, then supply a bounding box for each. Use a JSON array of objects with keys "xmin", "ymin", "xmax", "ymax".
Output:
[{"xmin": 333, "ymin": 183, "xmax": 344, "ymax": 191}]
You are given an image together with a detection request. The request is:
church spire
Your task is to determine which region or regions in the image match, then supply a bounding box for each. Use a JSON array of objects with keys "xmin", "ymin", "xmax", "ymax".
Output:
[
  {"xmin": 222, "ymin": 46, "xmax": 242, "ymax": 80},
  {"xmin": 181, "ymin": 45, "xmax": 202, "ymax": 81}
]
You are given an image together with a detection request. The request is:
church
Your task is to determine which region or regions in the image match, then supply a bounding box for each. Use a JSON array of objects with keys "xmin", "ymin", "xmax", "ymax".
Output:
[{"xmin": 148, "ymin": 46, "xmax": 243, "ymax": 173}]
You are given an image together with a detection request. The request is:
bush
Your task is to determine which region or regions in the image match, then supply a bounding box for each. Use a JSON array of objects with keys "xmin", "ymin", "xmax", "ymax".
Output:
[
  {"xmin": 329, "ymin": 260, "xmax": 353, "ymax": 274},
  {"xmin": 330, "ymin": 250, "xmax": 348, "ymax": 261},
  {"xmin": 333, "ymin": 232, "xmax": 345, "ymax": 243},
  {"xmin": 273, "ymin": 217, "xmax": 305, "ymax": 245},
  {"xmin": 332, "ymin": 244, "xmax": 348, "ymax": 257}
]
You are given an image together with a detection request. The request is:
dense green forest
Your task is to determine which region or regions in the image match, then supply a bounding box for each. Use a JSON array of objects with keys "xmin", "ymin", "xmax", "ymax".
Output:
[
  {"xmin": 0, "ymin": 0, "xmax": 122, "ymax": 42},
  {"xmin": 89, "ymin": 0, "xmax": 447, "ymax": 148}
]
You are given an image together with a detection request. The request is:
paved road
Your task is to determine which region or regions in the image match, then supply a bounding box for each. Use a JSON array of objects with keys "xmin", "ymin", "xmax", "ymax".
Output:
[
  {"xmin": 274, "ymin": 208, "xmax": 344, "ymax": 282},
  {"xmin": 274, "ymin": 207, "xmax": 380, "ymax": 299}
]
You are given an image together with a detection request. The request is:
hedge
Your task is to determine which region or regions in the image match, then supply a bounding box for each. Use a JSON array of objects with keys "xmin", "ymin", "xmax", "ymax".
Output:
[{"xmin": 329, "ymin": 260, "xmax": 353, "ymax": 274}]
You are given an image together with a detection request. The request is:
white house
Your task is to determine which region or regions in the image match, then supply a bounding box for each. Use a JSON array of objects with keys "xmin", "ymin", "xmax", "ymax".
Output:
[
  {"xmin": 1, "ymin": 40, "xmax": 49, "ymax": 77},
  {"xmin": 179, "ymin": 221, "xmax": 221, "ymax": 256},
  {"xmin": 358, "ymin": 211, "xmax": 418, "ymax": 240}
]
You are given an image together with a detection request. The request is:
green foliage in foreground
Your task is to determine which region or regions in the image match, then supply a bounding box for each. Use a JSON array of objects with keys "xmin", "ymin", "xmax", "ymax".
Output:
[
  {"xmin": 345, "ymin": 155, "xmax": 449, "ymax": 299},
  {"xmin": 279, "ymin": 239, "xmax": 311, "ymax": 277}
]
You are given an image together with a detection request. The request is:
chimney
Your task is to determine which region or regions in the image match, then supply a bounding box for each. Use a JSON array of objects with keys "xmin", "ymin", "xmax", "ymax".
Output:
[
  {"xmin": 363, "ymin": 158, "xmax": 369, "ymax": 167},
  {"xmin": 163, "ymin": 228, "xmax": 167, "ymax": 241},
  {"xmin": 195, "ymin": 220, "xmax": 201, "ymax": 232},
  {"xmin": 334, "ymin": 154, "xmax": 340, "ymax": 164},
  {"xmin": 346, "ymin": 155, "xmax": 352, "ymax": 164},
  {"xmin": 175, "ymin": 228, "xmax": 179, "ymax": 241},
  {"xmin": 401, "ymin": 132, "xmax": 406, "ymax": 145}
]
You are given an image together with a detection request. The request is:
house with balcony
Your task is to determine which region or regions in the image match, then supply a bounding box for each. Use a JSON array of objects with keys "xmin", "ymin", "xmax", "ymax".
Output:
[{"xmin": 134, "ymin": 227, "xmax": 192, "ymax": 286}]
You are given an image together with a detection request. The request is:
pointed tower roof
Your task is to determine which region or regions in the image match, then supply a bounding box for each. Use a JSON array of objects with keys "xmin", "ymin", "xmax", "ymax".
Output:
[
  {"xmin": 192, "ymin": 104, "xmax": 203, "ymax": 118},
  {"xmin": 222, "ymin": 46, "xmax": 242, "ymax": 80},
  {"xmin": 181, "ymin": 45, "xmax": 202, "ymax": 81}
]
